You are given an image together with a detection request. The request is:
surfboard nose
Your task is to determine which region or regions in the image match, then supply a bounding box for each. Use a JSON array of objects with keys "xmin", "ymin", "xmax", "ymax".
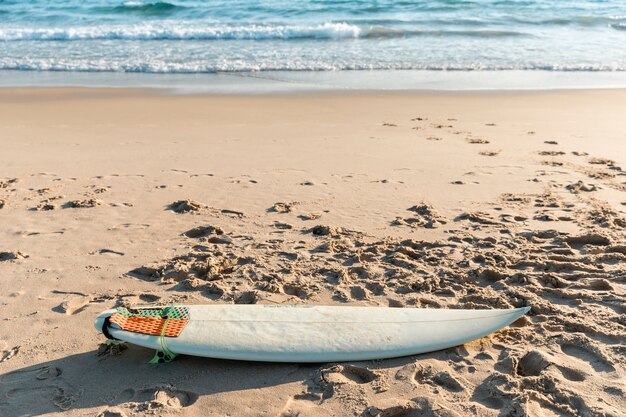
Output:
[{"xmin": 94, "ymin": 309, "xmax": 117, "ymax": 332}]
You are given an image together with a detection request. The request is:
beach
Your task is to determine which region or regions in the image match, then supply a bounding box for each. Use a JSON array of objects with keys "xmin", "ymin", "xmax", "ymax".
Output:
[{"xmin": 0, "ymin": 88, "xmax": 624, "ymax": 416}]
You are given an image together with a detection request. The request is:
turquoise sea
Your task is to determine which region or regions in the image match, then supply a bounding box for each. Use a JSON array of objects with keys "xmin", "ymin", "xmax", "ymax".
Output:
[{"xmin": 0, "ymin": 1, "xmax": 625, "ymax": 88}]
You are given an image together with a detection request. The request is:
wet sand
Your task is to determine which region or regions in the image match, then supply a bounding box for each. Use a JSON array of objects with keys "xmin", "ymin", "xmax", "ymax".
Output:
[{"xmin": 0, "ymin": 88, "xmax": 625, "ymax": 416}]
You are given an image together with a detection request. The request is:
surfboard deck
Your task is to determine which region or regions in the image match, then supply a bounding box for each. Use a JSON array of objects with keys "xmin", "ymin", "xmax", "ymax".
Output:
[{"xmin": 95, "ymin": 304, "xmax": 530, "ymax": 362}]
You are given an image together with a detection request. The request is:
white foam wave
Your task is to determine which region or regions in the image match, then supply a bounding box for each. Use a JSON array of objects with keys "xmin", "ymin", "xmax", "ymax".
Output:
[
  {"xmin": 0, "ymin": 23, "xmax": 531, "ymax": 41},
  {"xmin": 0, "ymin": 22, "xmax": 362, "ymax": 41},
  {"xmin": 0, "ymin": 59, "xmax": 623, "ymax": 73}
]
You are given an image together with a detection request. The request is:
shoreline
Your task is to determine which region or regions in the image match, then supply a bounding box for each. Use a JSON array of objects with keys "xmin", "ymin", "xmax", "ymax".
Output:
[
  {"xmin": 2, "ymin": 70, "xmax": 626, "ymax": 94},
  {"xmin": 2, "ymin": 85, "xmax": 626, "ymax": 102}
]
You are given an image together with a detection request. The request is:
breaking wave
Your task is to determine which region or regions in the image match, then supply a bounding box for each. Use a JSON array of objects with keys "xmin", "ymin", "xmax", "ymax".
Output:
[{"xmin": 0, "ymin": 23, "xmax": 528, "ymax": 42}]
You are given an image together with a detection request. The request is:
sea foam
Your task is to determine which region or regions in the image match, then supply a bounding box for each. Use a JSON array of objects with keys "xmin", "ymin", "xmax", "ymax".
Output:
[{"xmin": 0, "ymin": 23, "xmax": 362, "ymax": 41}]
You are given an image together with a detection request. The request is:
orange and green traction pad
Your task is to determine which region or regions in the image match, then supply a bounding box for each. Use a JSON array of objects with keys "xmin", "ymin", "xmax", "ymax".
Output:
[{"xmin": 106, "ymin": 305, "xmax": 190, "ymax": 363}]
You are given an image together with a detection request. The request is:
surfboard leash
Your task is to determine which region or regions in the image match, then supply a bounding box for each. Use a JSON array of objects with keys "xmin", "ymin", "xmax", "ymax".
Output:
[{"xmin": 148, "ymin": 305, "xmax": 179, "ymax": 364}]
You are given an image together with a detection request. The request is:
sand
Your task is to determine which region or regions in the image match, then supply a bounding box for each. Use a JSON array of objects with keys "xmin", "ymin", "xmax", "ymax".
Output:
[{"xmin": 0, "ymin": 88, "xmax": 624, "ymax": 417}]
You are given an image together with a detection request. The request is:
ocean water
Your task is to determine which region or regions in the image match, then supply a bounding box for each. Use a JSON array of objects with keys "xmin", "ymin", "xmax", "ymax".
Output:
[{"xmin": 0, "ymin": 0, "xmax": 624, "ymax": 75}]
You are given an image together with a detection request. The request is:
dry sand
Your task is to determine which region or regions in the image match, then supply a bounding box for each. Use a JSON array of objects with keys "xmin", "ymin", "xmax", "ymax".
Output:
[{"xmin": 0, "ymin": 88, "xmax": 625, "ymax": 417}]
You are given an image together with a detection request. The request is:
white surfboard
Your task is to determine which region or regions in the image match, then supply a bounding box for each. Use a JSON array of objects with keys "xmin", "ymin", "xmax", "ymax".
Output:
[{"xmin": 95, "ymin": 304, "xmax": 530, "ymax": 362}]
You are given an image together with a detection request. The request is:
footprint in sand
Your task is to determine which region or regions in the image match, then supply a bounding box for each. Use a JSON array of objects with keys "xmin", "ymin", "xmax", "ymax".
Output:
[
  {"xmin": 54, "ymin": 294, "xmax": 113, "ymax": 315},
  {"xmin": 153, "ymin": 388, "xmax": 197, "ymax": 409},
  {"xmin": 394, "ymin": 363, "xmax": 417, "ymax": 382},
  {"xmin": 36, "ymin": 366, "xmax": 63, "ymax": 380},
  {"xmin": 281, "ymin": 282, "xmax": 311, "ymax": 299},
  {"xmin": 414, "ymin": 366, "xmax": 465, "ymax": 393},
  {"xmin": 279, "ymin": 391, "xmax": 324, "ymax": 417},
  {"xmin": 234, "ymin": 290, "xmax": 259, "ymax": 304},
  {"xmin": 0, "ymin": 366, "xmax": 77, "ymax": 414},
  {"xmin": 556, "ymin": 365, "xmax": 586, "ymax": 382},
  {"xmin": 349, "ymin": 285, "xmax": 370, "ymax": 301},
  {"xmin": 368, "ymin": 397, "xmax": 459, "ymax": 417},
  {"xmin": 3, "ymin": 386, "xmax": 75, "ymax": 411},
  {"xmin": 125, "ymin": 386, "xmax": 198, "ymax": 410},
  {"xmin": 559, "ymin": 342, "xmax": 615, "ymax": 373},
  {"xmin": 1, "ymin": 366, "xmax": 62, "ymax": 385},
  {"xmin": 138, "ymin": 293, "xmax": 161, "ymax": 303},
  {"xmin": 322, "ymin": 364, "xmax": 380, "ymax": 385}
]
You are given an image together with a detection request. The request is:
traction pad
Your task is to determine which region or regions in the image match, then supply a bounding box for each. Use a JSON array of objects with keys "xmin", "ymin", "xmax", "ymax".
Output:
[{"xmin": 108, "ymin": 306, "xmax": 190, "ymax": 337}]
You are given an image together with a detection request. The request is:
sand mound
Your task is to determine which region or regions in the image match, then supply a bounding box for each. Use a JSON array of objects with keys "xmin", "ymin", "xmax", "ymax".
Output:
[{"xmin": 168, "ymin": 199, "xmax": 204, "ymax": 213}]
